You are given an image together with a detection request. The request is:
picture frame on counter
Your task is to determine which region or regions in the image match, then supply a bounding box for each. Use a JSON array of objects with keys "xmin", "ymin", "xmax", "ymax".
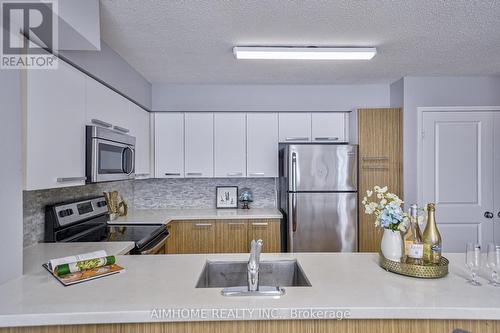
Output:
[{"xmin": 216, "ymin": 186, "xmax": 238, "ymax": 209}]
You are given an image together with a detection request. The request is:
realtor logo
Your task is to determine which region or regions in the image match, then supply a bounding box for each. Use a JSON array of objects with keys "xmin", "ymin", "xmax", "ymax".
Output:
[{"xmin": 1, "ymin": 0, "xmax": 58, "ymax": 69}]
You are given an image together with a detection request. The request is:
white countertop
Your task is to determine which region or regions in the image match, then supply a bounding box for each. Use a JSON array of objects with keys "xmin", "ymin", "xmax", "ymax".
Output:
[
  {"xmin": 22, "ymin": 242, "xmax": 136, "ymax": 274},
  {"xmin": 108, "ymin": 208, "xmax": 283, "ymax": 225},
  {"xmin": 1, "ymin": 252, "xmax": 500, "ymax": 327}
]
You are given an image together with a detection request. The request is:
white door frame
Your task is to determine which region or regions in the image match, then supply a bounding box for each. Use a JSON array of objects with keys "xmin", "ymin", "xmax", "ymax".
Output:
[{"xmin": 416, "ymin": 106, "xmax": 500, "ymax": 205}]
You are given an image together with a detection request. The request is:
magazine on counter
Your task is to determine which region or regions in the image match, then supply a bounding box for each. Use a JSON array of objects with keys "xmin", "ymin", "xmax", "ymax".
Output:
[{"xmin": 43, "ymin": 250, "xmax": 124, "ymax": 286}]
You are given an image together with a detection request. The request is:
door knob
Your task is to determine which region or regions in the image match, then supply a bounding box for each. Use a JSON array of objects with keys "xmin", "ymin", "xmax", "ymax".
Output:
[{"xmin": 484, "ymin": 212, "xmax": 494, "ymax": 219}]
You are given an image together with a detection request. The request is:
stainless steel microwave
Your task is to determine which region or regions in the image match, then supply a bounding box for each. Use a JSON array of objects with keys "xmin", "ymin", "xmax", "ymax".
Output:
[{"xmin": 86, "ymin": 126, "xmax": 135, "ymax": 183}]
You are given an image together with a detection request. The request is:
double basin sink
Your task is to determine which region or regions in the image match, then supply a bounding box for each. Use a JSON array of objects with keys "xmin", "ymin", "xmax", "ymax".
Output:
[{"xmin": 196, "ymin": 259, "xmax": 311, "ymax": 296}]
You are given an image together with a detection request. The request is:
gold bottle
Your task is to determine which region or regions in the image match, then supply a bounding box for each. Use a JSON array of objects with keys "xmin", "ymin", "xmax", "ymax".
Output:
[{"xmin": 422, "ymin": 203, "xmax": 442, "ymax": 265}]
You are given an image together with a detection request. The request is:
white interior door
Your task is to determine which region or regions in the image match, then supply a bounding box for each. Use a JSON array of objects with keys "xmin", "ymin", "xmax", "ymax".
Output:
[
  {"xmin": 421, "ymin": 111, "xmax": 494, "ymax": 252},
  {"xmin": 495, "ymin": 113, "xmax": 500, "ymax": 244}
]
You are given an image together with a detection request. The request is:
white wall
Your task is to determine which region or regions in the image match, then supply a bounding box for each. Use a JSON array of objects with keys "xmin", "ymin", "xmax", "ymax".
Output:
[
  {"xmin": 0, "ymin": 70, "xmax": 23, "ymax": 284},
  {"xmin": 401, "ymin": 76, "xmax": 500, "ymax": 205},
  {"xmin": 152, "ymin": 84, "xmax": 390, "ymax": 111},
  {"xmin": 60, "ymin": 42, "xmax": 152, "ymax": 109}
]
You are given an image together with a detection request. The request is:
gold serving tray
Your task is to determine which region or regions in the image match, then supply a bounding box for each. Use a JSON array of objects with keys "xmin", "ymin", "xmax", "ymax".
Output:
[{"xmin": 379, "ymin": 254, "xmax": 449, "ymax": 279}]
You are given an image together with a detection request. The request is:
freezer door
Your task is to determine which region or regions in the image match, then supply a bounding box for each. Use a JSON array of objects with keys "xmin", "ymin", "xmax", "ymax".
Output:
[
  {"xmin": 288, "ymin": 192, "xmax": 357, "ymax": 252},
  {"xmin": 288, "ymin": 144, "xmax": 357, "ymax": 191}
]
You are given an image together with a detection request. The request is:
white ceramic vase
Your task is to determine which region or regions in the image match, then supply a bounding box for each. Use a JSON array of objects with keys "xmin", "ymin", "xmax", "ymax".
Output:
[{"xmin": 380, "ymin": 228, "xmax": 403, "ymax": 262}]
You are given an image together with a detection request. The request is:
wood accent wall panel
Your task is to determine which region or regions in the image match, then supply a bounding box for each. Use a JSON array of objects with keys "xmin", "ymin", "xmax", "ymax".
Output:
[
  {"xmin": 248, "ymin": 219, "xmax": 281, "ymax": 253},
  {"xmin": 358, "ymin": 108, "xmax": 403, "ymax": 252},
  {"xmin": 2, "ymin": 319, "xmax": 498, "ymax": 333},
  {"xmin": 215, "ymin": 220, "xmax": 248, "ymax": 253}
]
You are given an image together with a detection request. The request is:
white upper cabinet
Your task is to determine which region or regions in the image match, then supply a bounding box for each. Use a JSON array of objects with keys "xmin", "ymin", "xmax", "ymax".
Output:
[
  {"xmin": 155, "ymin": 113, "xmax": 184, "ymax": 178},
  {"xmin": 278, "ymin": 113, "xmax": 312, "ymax": 142},
  {"xmin": 85, "ymin": 76, "xmax": 129, "ymax": 130},
  {"xmin": 214, "ymin": 113, "xmax": 246, "ymax": 177},
  {"xmin": 247, "ymin": 113, "xmax": 278, "ymax": 177},
  {"xmin": 311, "ymin": 112, "xmax": 348, "ymax": 142},
  {"xmin": 184, "ymin": 113, "xmax": 214, "ymax": 177},
  {"xmin": 26, "ymin": 60, "xmax": 87, "ymax": 190},
  {"xmin": 126, "ymin": 103, "xmax": 151, "ymax": 178}
]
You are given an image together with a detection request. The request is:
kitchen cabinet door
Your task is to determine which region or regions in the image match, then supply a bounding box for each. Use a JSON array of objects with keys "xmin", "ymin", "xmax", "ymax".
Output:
[
  {"xmin": 278, "ymin": 113, "xmax": 312, "ymax": 143},
  {"xmin": 311, "ymin": 113, "xmax": 348, "ymax": 143},
  {"xmin": 165, "ymin": 221, "xmax": 216, "ymax": 254},
  {"xmin": 155, "ymin": 113, "xmax": 184, "ymax": 178},
  {"xmin": 25, "ymin": 59, "xmax": 87, "ymax": 190},
  {"xmin": 248, "ymin": 219, "xmax": 281, "ymax": 253},
  {"xmin": 216, "ymin": 220, "xmax": 248, "ymax": 253},
  {"xmin": 214, "ymin": 113, "xmax": 246, "ymax": 177},
  {"xmin": 85, "ymin": 76, "xmax": 129, "ymax": 130},
  {"xmin": 127, "ymin": 103, "xmax": 151, "ymax": 178},
  {"xmin": 185, "ymin": 113, "xmax": 214, "ymax": 177},
  {"xmin": 247, "ymin": 113, "xmax": 278, "ymax": 177}
]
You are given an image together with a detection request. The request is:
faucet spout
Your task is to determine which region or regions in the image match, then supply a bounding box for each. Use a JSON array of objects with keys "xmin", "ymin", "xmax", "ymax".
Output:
[{"xmin": 248, "ymin": 239, "xmax": 263, "ymax": 292}]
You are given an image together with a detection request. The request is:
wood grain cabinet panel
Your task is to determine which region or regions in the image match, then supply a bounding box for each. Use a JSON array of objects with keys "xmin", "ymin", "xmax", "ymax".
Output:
[
  {"xmin": 165, "ymin": 220, "xmax": 216, "ymax": 254},
  {"xmin": 215, "ymin": 220, "xmax": 248, "ymax": 253},
  {"xmin": 358, "ymin": 108, "xmax": 403, "ymax": 252},
  {"xmin": 247, "ymin": 219, "xmax": 281, "ymax": 253}
]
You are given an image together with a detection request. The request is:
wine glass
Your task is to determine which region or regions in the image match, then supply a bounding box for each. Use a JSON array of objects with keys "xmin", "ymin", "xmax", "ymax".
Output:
[
  {"xmin": 465, "ymin": 243, "xmax": 481, "ymax": 286},
  {"xmin": 486, "ymin": 243, "xmax": 500, "ymax": 287}
]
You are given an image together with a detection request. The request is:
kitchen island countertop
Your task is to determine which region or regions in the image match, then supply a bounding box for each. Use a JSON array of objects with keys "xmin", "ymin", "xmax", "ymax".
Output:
[{"xmin": 1, "ymin": 252, "xmax": 500, "ymax": 327}]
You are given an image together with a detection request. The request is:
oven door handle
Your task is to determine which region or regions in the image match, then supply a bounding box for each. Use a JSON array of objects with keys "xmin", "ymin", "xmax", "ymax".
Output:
[{"xmin": 140, "ymin": 233, "xmax": 170, "ymax": 255}]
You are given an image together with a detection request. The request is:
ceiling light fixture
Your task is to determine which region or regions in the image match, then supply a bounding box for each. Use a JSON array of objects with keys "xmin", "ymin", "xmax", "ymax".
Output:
[{"xmin": 233, "ymin": 46, "xmax": 377, "ymax": 60}]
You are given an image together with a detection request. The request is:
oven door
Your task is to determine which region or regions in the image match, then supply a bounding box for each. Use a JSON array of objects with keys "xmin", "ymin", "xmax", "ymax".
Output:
[{"xmin": 91, "ymin": 138, "xmax": 135, "ymax": 182}]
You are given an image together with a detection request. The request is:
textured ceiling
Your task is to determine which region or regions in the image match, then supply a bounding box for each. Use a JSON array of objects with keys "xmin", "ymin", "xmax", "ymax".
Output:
[{"xmin": 100, "ymin": 0, "xmax": 500, "ymax": 84}]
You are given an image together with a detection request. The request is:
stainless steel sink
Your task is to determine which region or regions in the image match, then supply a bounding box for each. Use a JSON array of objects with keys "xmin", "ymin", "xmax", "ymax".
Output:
[{"xmin": 195, "ymin": 260, "xmax": 311, "ymax": 289}]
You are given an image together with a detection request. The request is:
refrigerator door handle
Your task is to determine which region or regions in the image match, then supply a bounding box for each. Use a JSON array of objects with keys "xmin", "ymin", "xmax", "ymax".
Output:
[
  {"xmin": 292, "ymin": 193, "xmax": 297, "ymax": 232},
  {"xmin": 291, "ymin": 152, "xmax": 297, "ymax": 192}
]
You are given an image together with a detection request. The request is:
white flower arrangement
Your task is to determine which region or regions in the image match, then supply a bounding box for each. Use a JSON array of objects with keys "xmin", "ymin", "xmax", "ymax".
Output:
[{"xmin": 362, "ymin": 186, "xmax": 409, "ymax": 232}]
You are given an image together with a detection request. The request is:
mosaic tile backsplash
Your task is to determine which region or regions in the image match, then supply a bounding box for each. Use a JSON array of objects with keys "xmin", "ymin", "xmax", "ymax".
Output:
[{"xmin": 23, "ymin": 178, "xmax": 277, "ymax": 247}]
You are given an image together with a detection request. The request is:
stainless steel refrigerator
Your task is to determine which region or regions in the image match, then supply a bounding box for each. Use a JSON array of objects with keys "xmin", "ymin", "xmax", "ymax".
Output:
[{"xmin": 279, "ymin": 144, "xmax": 358, "ymax": 252}]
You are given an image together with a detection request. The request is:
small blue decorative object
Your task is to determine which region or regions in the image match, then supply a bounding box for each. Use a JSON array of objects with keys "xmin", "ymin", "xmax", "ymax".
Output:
[{"xmin": 239, "ymin": 188, "xmax": 253, "ymax": 209}]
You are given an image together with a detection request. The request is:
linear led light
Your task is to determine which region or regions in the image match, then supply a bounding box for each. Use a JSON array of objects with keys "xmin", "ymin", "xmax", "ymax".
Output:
[{"xmin": 233, "ymin": 46, "xmax": 377, "ymax": 60}]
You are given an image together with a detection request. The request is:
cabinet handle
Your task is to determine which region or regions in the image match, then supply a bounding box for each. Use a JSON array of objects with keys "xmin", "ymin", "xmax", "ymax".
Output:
[
  {"xmin": 251, "ymin": 222, "xmax": 269, "ymax": 226},
  {"xmin": 165, "ymin": 173, "xmax": 181, "ymax": 176},
  {"xmin": 91, "ymin": 119, "xmax": 112, "ymax": 128},
  {"xmin": 361, "ymin": 166, "xmax": 389, "ymax": 171},
  {"xmin": 186, "ymin": 172, "xmax": 203, "ymax": 176},
  {"xmin": 228, "ymin": 222, "xmax": 245, "ymax": 226},
  {"xmin": 194, "ymin": 223, "xmax": 213, "ymax": 227},
  {"xmin": 484, "ymin": 212, "xmax": 494, "ymax": 219},
  {"xmin": 314, "ymin": 137, "xmax": 339, "ymax": 141},
  {"xmin": 285, "ymin": 137, "xmax": 309, "ymax": 141},
  {"xmin": 362, "ymin": 156, "xmax": 389, "ymax": 161},
  {"xmin": 227, "ymin": 172, "xmax": 243, "ymax": 177},
  {"xmin": 498, "ymin": 212, "xmax": 500, "ymax": 218},
  {"xmin": 248, "ymin": 172, "xmax": 265, "ymax": 177},
  {"xmin": 56, "ymin": 177, "xmax": 87, "ymax": 183},
  {"xmin": 113, "ymin": 125, "xmax": 130, "ymax": 133}
]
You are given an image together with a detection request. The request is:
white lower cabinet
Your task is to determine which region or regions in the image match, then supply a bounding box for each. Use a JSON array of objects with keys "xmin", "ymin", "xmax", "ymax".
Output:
[
  {"xmin": 247, "ymin": 113, "xmax": 278, "ymax": 177},
  {"xmin": 127, "ymin": 103, "xmax": 151, "ymax": 178},
  {"xmin": 155, "ymin": 113, "xmax": 184, "ymax": 178},
  {"xmin": 311, "ymin": 113, "xmax": 348, "ymax": 142},
  {"xmin": 184, "ymin": 113, "xmax": 214, "ymax": 177},
  {"xmin": 25, "ymin": 60, "xmax": 87, "ymax": 190},
  {"xmin": 214, "ymin": 113, "xmax": 246, "ymax": 177}
]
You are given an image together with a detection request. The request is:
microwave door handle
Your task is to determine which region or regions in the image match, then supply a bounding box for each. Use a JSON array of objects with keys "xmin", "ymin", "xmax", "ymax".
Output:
[{"xmin": 122, "ymin": 147, "xmax": 134, "ymax": 175}]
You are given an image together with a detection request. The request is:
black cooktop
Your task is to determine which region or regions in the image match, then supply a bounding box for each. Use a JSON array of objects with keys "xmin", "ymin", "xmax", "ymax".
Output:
[{"xmin": 106, "ymin": 224, "xmax": 166, "ymax": 249}]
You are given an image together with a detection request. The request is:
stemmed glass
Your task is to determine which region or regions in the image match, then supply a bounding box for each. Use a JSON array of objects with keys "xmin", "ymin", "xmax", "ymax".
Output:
[
  {"xmin": 486, "ymin": 243, "xmax": 500, "ymax": 287},
  {"xmin": 465, "ymin": 243, "xmax": 481, "ymax": 286}
]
